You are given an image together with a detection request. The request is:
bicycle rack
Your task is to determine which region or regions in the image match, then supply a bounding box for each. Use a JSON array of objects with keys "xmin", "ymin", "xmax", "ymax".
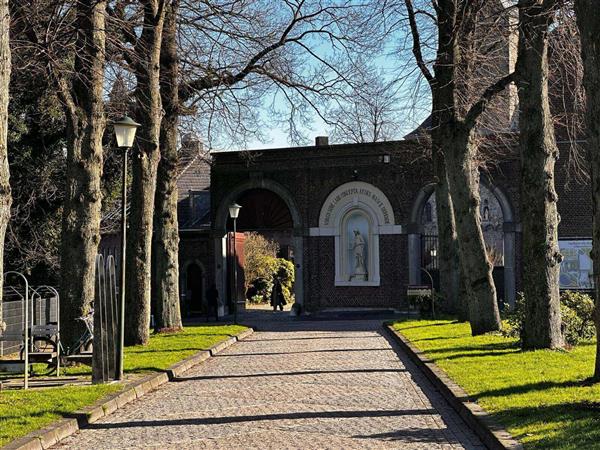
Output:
[
  {"xmin": 28, "ymin": 285, "xmax": 61, "ymax": 377},
  {"xmin": 92, "ymin": 254, "xmax": 118, "ymax": 383},
  {"xmin": 0, "ymin": 271, "xmax": 30, "ymax": 389},
  {"xmin": 0, "ymin": 273, "xmax": 63, "ymax": 389}
]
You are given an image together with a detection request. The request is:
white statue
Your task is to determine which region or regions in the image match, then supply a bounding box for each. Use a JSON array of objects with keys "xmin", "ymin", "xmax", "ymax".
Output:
[{"xmin": 352, "ymin": 229, "xmax": 367, "ymax": 280}]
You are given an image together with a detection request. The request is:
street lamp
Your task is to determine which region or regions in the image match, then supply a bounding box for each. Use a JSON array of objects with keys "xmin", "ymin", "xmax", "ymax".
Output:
[
  {"xmin": 229, "ymin": 203, "xmax": 242, "ymax": 324},
  {"xmin": 113, "ymin": 116, "xmax": 140, "ymax": 381}
]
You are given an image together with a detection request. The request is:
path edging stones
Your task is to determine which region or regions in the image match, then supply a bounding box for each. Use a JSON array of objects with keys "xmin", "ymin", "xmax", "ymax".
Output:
[
  {"xmin": 3, "ymin": 327, "xmax": 254, "ymax": 450},
  {"xmin": 384, "ymin": 324, "xmax": 522, "ymax": 450}
]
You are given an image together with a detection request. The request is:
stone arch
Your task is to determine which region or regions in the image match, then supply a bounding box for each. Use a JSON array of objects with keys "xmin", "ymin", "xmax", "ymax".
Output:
[
  {"xmin": 213, "ymin": 178, "xmax": 304, "ymax": 310},
  {"xmin": 408, "ymin": 180, "xmax": 517, "ymax": 306},
  {"xmin": 215, "ymin": 179, "xmax": 302, "ymax": 232}
]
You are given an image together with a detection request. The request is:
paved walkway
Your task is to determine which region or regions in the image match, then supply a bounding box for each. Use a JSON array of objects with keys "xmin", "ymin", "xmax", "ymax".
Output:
[{"xmin": 55, "ymin": 317, "xmax": 484, "ymax": 449}]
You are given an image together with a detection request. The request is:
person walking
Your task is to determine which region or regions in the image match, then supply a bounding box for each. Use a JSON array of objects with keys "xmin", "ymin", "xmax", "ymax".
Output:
[
  {"xmin": 206, "ymin": 283, "xmax": 219, "ymax": 321},
  {"xmin": 270, "ymin": 278, "xmax": 286, "ymax": 311}
]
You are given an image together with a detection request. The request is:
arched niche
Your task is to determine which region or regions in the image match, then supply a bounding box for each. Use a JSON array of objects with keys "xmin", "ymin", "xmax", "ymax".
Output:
[{"xmin": 314, "ymin": 181, "xmax": 399, "ymax": 286}]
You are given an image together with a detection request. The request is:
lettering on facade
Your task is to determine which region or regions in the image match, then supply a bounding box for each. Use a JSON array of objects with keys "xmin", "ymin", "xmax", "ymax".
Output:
[{"xmin": 323, "ymin": 187, "xmax": 391, "ymax": 225}]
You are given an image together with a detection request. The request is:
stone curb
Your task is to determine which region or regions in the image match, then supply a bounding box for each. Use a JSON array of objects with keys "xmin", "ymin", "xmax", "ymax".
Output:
[
  {"xmin": 3, "ymin": 327, "xmax": 254, "ymax": 450},
  {"xmin": 384, "ymin": 325, "xmax": 522, "ymax": 450}
]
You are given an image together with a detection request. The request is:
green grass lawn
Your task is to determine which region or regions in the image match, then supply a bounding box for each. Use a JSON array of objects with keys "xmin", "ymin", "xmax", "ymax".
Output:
[
  {"xmin": 393, "ymin": 319, "xmax": 600, "ymax": 450},
  {"xmin": 0, "ymin": 323, "xmax": 246, "ymax": 446}
]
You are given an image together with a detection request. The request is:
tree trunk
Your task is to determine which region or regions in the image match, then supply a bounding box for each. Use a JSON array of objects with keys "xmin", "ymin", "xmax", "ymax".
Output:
[
  {"xmin": 429, "ymin": 0, "xmax": 500, "ymax": 333},
  {"xmin": 125, "ymin": 0, "xmax": 166, "ymax": 346},
  {"xmin": 445, "ymin": 125, "xmax": 501, "ymax": 334},
  {"xmin": 516, "ymin": 0, "xmax": 563, "ymax": 349},
  {"xmin": 58, "ymin": 0, "xmax": 106, "ymax": 346},
  {"xmin": 574, "ymin": 0, "xmax": 600, "ymax": 380},
  {"xmin": 432, "ymin": 148, "xmax": 461, "ymax": 314},
  {"xmin": 152, "ymin": 0, "xmax": 182, "ymax": 333},
  {"xmin": 0, "ymin": 0, "xmax": 12, "ymax": 334}
]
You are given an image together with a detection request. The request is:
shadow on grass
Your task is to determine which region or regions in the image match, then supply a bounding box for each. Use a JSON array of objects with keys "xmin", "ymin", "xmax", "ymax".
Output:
[
  {"xmin": 493, "ymin": 402, "xmax": 600, "ymax": 449},
  {"xmin": 151, "ymin": 333, "xmax": 236, "ymax": 338},
  {"xmin": 123, "ymin": 367, "xmax": 169, "ymax": 374},
  {"xmin": 412, "ymin": 335, "xmax": 466, "ymax": 342},
  {"xmin": 476, "ymin": 379, "xmax": 595, "ymax": 399},
  {"xmin": 126, "ymin": 347, "xmax": 209, "ymax": 354},
  {"xmin": 394, "ymin": 321, "xmax": 459, "ymax": 331},
  {"xmin": 423, "ymin": 341, "xmax": 519, "ymax": 355}
]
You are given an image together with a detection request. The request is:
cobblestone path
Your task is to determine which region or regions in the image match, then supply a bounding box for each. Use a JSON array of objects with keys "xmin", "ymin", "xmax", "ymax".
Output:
[{"xmin": 55, "ymin": 319, "xmax": 484, "ymax": 449}]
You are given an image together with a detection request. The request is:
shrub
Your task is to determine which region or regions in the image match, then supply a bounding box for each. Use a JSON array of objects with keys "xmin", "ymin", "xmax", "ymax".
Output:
[
  {"xmin": 243, "ymin": 232, "xmax": 279, "ymax": 287},
  {"xmin": 413, "ymin": 292, "xmax": 443, "ymax": 318},
  {"xmin": 242, "ymin": 233, "xmax": 295, "ymax": 304},
  {"xmin": 502, "ymin": 290, "xmax": 595, "ymax": 346},
  {"xmin": 560, "ymin": 291, "xmax": 595, "ymax": 345},
  {"xmin": 501, "ymin": 293, "xmax": 525, "ymax": 339}
]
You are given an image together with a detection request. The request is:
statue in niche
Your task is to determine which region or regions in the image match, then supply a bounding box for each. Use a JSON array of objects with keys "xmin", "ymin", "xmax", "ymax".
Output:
[
  {"xmin": 351, "ymin": 229, "xmax": 368, "ymax": 281},
  {"xmin": 482, "ymin": 199, "xmax": 490, "ymax": 222}
]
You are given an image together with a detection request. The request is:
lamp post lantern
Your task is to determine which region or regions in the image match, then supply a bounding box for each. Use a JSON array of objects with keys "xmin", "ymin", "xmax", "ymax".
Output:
[
  {"xmin": 113, "ymin": 116, "xmax": 140, "ymax": 381},
  {"xmin": 228, "ymin": 203, "xmax": 242, "ymax": 325}
]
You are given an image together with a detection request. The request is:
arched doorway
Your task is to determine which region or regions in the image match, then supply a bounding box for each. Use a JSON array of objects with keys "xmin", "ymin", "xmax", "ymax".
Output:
[
  {"xmin": 183, "ymin": 262, "xmax": 204, "ymax": 317},
  {"xmin": 214, "ymin": 180, "xmax": 303, "ymax": 314},
  {"xmin": 409, "ymin": 181, "xmax": 517, "ymax": 307}
]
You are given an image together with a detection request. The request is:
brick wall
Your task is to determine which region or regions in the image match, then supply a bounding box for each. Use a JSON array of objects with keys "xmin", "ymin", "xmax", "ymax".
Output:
[{"xmin": 211, "ymin": 139, "xmax": 591, "ymax": 311}]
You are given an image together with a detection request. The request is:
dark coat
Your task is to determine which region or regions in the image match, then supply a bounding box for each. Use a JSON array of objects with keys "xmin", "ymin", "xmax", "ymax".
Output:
[{"xmin": 270, "ymin": 281, "xmax": 286, "ymax": 307}]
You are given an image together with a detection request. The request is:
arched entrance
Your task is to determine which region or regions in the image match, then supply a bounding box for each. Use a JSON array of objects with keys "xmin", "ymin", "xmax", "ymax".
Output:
[
  {"xmin": 214, "ymin": 180, "xmax": 303, "ymax": 314},
  {"xmin": 409, "ymin": 181, "xmax": 517, "ymax": 307},
  {"xmin": 181, "ymin": 261, "xmax": 205, "ymax": 317}
]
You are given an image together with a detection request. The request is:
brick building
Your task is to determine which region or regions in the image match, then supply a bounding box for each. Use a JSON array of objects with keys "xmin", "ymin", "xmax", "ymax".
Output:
[
  {"xmin": 207, "ymin": 137, "xmax": 591, "ymax": 314},
  {"xmin": 99, "ymin": 131, "xmax": 591, "ymax": 317}
]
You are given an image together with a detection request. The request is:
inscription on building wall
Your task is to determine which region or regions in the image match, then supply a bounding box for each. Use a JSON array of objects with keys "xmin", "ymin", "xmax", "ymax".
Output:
[{"xmin": 323, "ymin": 187, "xmax": 391, "ymax": 225}]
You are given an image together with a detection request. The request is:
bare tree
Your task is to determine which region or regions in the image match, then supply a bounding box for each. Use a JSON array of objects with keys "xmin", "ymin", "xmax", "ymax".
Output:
[
  {"xmin": 328, "ymin": 68, "xmax": 404, "ymax": 143},
  {"xmin": 123, "ymin": 0, "xmax": 167, "ymax": 346},
  {"xmin": 152, "ymin": 0, "xmax": 182, "ymax": 332},
  {"xmin": 404, "ymin": 0, "xmax": 514, "ymax": 334},
  {"xmin": 516, "ymin": 0, "xmax": 564, "ymax": 349},
  {"xmin": 574, "ymin": 0, "xmax": 600, "ymax": 380},
  {"xmin": 57, "ymin": 0, "xmax": 107, "ymax": 346},
  {"xmin": 0, "ymin": 0, "xmax": 11, "ymax": 335}
]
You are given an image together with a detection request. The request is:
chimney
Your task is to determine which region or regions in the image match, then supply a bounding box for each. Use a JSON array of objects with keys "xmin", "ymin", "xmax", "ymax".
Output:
[
  {"xmin": 315, "ymin": 136, "xmax": 329, "ymax": 147},
  {"xmin": 182, "ymin": 133, "xmax": 204, "ymax": 152}
]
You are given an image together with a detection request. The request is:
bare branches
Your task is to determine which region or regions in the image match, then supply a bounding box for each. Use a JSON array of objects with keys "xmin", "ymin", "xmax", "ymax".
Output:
[{"xmin": 405, "ymin": 0, "xmax": 434, "ymax": 83}]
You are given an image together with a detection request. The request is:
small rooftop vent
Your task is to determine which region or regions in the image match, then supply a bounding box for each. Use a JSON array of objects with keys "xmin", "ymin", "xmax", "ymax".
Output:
[{"xmin": 315, "ymin": 136, "xmax": 329, "ymax": 147}]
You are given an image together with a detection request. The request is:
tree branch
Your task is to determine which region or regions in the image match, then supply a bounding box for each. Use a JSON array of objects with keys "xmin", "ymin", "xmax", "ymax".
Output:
[
  {"xmin": 464, "ymin": 72, "xmax": 515, "ymax": 129},
  {"xmin": 404, "ymin": 0, "xmax": 434, "ymax": 84}
]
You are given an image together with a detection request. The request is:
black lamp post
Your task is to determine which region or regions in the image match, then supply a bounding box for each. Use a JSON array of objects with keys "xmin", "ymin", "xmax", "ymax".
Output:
[
  {"xmin": 228, "ymin": 203, "xmax": 242, "ymax": 324},
  {"xmin": 113, "ymin": 116, "xmax": 140, "ymax": 381}
]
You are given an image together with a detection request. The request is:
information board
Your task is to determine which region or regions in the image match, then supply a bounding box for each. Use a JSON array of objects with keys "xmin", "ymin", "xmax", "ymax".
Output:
[{"xmin": 559, "ymin": 239, "xmax": 594, "ymax": 290}]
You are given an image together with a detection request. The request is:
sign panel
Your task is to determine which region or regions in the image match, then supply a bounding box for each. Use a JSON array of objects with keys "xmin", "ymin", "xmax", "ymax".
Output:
[
  {"xmin": 559, "ymin": 239, "xmax": 594, "ymax": 290},
  {"xmin": 407, "ymin": 286, "xmax": 433, "ymax": 297}
]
